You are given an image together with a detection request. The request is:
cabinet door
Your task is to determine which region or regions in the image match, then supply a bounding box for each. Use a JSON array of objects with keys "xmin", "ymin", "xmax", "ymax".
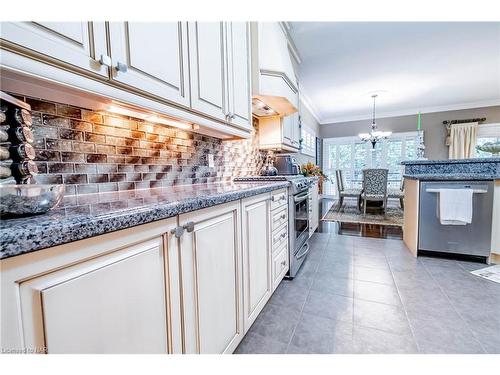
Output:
[
  {"xmin": 292, "ymin": 112, "xmax": 301, "ymax": 148},
  {"xmin": 282, "ymin": 115, "xmax": 294, "ymax": 147},
  {"xmin": 0, "ymin": 22, "xmax": 108, "ymax": 77},
  {"xmin": 188, "ymin": 22, "xmax": 228, "ymax": 122},
  {"xmin": 108, "ymin": 22, "xmax": 190, "ymax": 106},
  {"xmin": 18, "ymin": 237, "xmax": 171, "ymax": 353},
  {"xmin": 241, "ymin": 193, "xmax": 272, "ymax": 331},
  {"xmin": 309, "ymin": 181, "xmax": 319, "ymax": 236},
  {"xmin": 226, "ymin": 22, "xmax": 252, "ymax": 131},
  {"xmin": 179, "ymin": 202, "xmax": 243, "ymax": 354}
]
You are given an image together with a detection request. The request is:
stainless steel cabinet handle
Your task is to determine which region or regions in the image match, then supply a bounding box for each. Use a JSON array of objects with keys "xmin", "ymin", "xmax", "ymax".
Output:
[
  {"xmin": 170, "ymin": 222, "xmax": 195, "ymax": 238},
  {"xmin": 170, "ymin": 226, "xmax": 184, "ymax": 238},
  {"xmin": 272, "ymin": 195, "xmax": 286, "ymax": 202},
  {"xmin": 98, "ymin": 54, "xmax": 112, "ymax": 67},
  {"xmin": 115, "ymin": 61, "xmax": 128, "ymax": 73},
  {"xmin": 183, "ymin": 221, "xmax": 195, "ymax": 233}
]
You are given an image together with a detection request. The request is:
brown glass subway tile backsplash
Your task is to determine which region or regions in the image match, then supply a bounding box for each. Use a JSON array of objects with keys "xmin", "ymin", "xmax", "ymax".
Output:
[{"xmin": 13, "ymin": 94, "xmax": 264, "ymax": 196}]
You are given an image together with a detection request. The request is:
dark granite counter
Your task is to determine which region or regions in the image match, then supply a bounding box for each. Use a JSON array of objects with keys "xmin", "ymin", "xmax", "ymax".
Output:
[
  {"xmin": 401, "ymin": 157, "xmax": 500, "ymax": 165},
  {"xmin": 403, "ymin": 173, "xmax": 499, "ymax": 181},
  {"xmin": 0, "ymin": 181, "xmax": 289, "ymax": 260}
]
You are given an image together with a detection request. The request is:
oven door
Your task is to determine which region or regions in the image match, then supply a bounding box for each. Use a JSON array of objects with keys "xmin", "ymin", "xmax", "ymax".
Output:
[{"xmin": 293, "ymin": 190, "xmax": 309, "ymax": 253}]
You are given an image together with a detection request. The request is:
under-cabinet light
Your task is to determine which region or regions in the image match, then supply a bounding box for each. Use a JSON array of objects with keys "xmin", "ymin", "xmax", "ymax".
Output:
[{"xmin": 107, "ymin": 105, "xmax": 193, "ymax": 130}]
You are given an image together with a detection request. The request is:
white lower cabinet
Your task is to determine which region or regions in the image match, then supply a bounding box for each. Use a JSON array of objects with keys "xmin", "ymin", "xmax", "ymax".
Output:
[
  {"xmin": 0, "ymin": 191, "xmax": 289, "ymax": 354},
  {"xmin": 241, "ymin": 193, "xmax": 272, "ymax": 331},
  {"xmin": 20, "ymin": 239, "xmax": 168, "ymax": 354},
  {"xmin": 178, "ymin": 201, "xmax": 243, "ymax": 354},
  {"xmin": 309, "ymin": 179, "xmax": 319, "ymax": 237},
  {"xmin": 0, "ymin": 217, "xmax": 180, "ymax": 354},
  {"xmin": 272, "ymin": 244, "xmax": 289, "ymax": 290}
]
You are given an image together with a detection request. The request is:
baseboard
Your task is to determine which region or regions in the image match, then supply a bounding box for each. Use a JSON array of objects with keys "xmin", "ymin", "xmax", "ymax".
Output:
[{"xmin": 490, "ymin": 253, "xmax": 500, "ymax": 264}]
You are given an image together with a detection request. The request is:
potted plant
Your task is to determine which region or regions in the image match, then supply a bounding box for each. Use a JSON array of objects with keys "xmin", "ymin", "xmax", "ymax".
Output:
[{"xmin": 301, "ymin": 162, "xmax": 328, "ymax": 194}]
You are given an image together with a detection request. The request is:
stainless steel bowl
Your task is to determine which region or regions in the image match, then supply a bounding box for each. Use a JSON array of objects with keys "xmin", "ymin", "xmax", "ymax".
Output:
[{"xmin": 0, "ymin": 184, "xmax": 65, "ymax": 215}]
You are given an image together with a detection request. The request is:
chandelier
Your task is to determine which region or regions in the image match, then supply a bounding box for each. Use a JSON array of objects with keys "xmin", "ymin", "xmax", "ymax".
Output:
[{"xmin": 358, "ymin": 94, "xmax": 392, "ymax": 148}]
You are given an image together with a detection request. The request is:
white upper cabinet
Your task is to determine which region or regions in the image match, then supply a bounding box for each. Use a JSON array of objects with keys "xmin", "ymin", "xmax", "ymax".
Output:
[
  {"xmin": 188, "ymin": 22, "xmax": 227, "ymax": 122},
  {"xmin": 108, "ymin": 22, "xmax": 190, "ymax": 106},
  {"xmin": 1, "ymin": 22, "xmax": 253, "ymax": 139},
  {"xmin": 188, "ymin": 22, "xmax": 252, "ymax": 129},
  {"xmin": 0, "ymin": 22, "xmax": 109, "ymax": 77},
  {"xmin": 226, "ymin": 22, "xmax": 252, "ymax": 131}
]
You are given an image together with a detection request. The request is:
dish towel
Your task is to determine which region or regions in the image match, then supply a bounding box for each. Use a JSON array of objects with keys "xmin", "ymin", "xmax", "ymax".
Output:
[{"xmin": 438, "ymin": 188, "xmax": 474, "ymax": 225}]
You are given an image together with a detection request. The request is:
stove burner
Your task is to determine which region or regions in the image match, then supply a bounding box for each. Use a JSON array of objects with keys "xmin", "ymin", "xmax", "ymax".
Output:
[{"xmin": 234, "ymin": 175, "xmax": 310, "ymax": 195}]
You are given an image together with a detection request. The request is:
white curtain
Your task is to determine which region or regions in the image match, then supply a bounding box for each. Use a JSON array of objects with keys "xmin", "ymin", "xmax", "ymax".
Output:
[{"xmin": 449, "ymin": 122, "xmax": 478, "ymax": 159}]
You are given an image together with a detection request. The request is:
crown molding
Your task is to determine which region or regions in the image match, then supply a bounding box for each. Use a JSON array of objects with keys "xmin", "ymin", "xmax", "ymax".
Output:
[
  {"xmin": 320, "ymin": 99, "xmax": 500, "ymax": 125},
  {"xmin": 299, "ymin": 88, "xmax": 322, "ymax": 124},
  {"xmin": 279, "ymin": 22, "xmax": 302, "ymax": 65}
]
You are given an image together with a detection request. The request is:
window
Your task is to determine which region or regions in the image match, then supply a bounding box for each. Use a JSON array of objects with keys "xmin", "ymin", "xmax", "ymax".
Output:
[
  {"xmin": 476, "ymin": 123, "xmax": 500, "ymax": 158},
  {"xmin": 301, "ymin": 125, "xmax": 316, "ymax": 157},
  {"xmin": 322, "ymin": 132, "xmax": 419, "ymax": 196}
]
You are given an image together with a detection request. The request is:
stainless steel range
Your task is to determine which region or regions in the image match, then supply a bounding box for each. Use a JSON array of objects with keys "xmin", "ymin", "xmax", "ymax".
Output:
[{"xmin": 234, "ymin": 175, "xmax": 311, "ymax": 278}]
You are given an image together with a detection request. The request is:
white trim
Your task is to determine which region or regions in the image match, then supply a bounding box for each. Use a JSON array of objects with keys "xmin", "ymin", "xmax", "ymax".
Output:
[
  {"xmin": 319, "ymin": 99, "xmax": 500, "ymax": 124},
  {"xmin": 323, "ymin": 131, "xmax": 419, "ymax": 144},
  {"xmin": 279, "ymin": 22, "xmax": 302, "ymax": 65},
  {"xmin": 321, "ymin": 131, "xmax": 420, "ymax": 196},
  {"xmin": 300, "ymin": 123, "xmax": 316, "ymax": 157},
  {"xmin": 478, "ymin": 123, "xmax": 500, "ymax": 137}
]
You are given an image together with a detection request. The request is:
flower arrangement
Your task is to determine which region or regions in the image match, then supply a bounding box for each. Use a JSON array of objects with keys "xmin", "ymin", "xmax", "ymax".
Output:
[{"xmin": 301, "ymin": 162, "xmax": 328, "ymax": 193}]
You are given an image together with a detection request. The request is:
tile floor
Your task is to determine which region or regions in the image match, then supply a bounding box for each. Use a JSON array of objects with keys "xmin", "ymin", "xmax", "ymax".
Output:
[{"xmin": 235, "ymin": 230, "xmax": 500, "ymax": 354}]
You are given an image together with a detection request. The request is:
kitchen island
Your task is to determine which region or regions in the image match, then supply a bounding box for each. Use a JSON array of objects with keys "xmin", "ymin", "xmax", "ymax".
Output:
[{"xmin": 401, "ymin": 158, "xmax": 500, "ymax": 262}]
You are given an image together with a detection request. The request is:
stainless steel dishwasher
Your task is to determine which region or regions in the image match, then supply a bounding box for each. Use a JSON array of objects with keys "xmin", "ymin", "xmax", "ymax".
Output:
[{"xmin": 418, "ymin": 180, "xmax": 494, "ymax": 258}]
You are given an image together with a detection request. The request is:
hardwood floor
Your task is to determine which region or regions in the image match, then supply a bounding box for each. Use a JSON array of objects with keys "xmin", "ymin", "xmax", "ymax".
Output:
[{"xmin": 317, "ymin": 197, "xmax": 403, "ymax": 240}]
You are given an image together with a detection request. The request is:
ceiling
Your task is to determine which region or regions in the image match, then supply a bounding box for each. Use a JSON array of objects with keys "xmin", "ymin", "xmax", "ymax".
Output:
[{"xmin": 288, "ymin": 22, "xmax": 500, "ymax": 124}]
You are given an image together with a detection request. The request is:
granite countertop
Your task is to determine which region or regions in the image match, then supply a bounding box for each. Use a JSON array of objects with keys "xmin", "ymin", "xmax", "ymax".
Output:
[
  {"xmin": 403, "ymin": 173, "xmax": 499, "ymax": 181},
  {"xmin": 401, "ymin": 157, "xmax": 500, "ymax": 165},
  {"xmin": 0, "ymin": 181, "xmax": 289, "ymax": 260}
]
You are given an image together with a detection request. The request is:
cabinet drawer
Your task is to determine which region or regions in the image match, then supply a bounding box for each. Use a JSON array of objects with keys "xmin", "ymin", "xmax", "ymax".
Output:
[
  {"xmin": 272, "ymin": 224, "xmax": 288, "ymax": 251},
  {"xmin": 272, "ymin": 206, "xmax": 288, "ymax": 231},
  {"xmin": 271, "ymin": 190, "xmax": 287, "ymax": 211},
  {"xmin": 272, "ymin": 245, "xmax": 289, "ymax": 290}
]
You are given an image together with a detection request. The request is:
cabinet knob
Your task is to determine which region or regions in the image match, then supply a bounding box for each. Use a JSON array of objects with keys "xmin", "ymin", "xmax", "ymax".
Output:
[
  {"xmin": 227, "ymin": 112, "xmax": 235, "ymax": 120},
  {"xmin": 281, "ymin": 214, "xmax": 286, "ymax": 220},
  {"xmin": 170, "ymin": 226, "xmax": 184, "ymax": 238},
  {"xmin": 115, "ymin": 61, "xmax": 128, "ymax": 73},
  {"xmin": 170, "ymin": 222, "xmax": 195, "ymax": 238},
  {"xmin": 98, "ymin": 54, "xmax": 112, "ymax": 67},
  {"xmin": 281, "ymin": 260, "xmax": 286, "ymax": 267},
  {"xmin": 183, "ymin": 221, "xmax": 195, "ymax": 233}
]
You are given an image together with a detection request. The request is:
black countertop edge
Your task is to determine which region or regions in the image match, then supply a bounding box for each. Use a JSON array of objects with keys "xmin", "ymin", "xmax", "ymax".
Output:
[
  {"xmin": 403, "ymin": 174, "xmax": 499, "ymax": 181},
  {"xmin": 401, "ymin": 157, "xmax": 500, "ymax": 165},
  {"xmin": 0, "ymin": 181, "xmax": 289, "ymax": 260}
]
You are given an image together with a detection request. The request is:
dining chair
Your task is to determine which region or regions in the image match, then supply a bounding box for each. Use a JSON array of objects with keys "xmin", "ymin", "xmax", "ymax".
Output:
[
  {"xmin": 360, "ymin": 168, "xmax": 389, "ymax": 215},
  {"xmin": 335, "ymin": 170, "xmax": 362, "ymax": 210},
  {"xmin": 388, "ymin": 178, "xmax": 405, "ymax": 209}
]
